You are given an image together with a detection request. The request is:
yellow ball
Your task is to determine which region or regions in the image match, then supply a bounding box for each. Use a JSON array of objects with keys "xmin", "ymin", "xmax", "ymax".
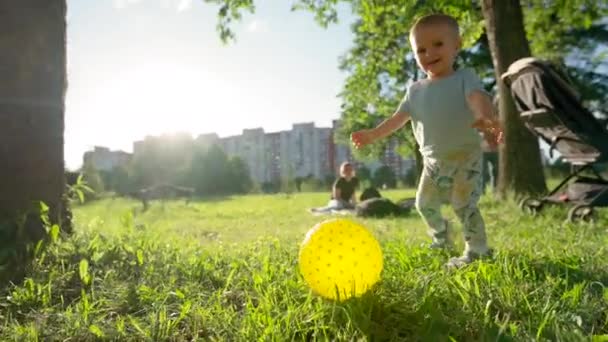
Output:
[{"xmin": 299, "ymin": 218, "xmax": 383, "ymax": 301}]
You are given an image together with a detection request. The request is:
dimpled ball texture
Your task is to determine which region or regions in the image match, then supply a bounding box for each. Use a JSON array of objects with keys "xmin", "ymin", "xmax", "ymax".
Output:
[{"xmin": 298, "ymin": 218, "xmax": 383, "ymax": 301}]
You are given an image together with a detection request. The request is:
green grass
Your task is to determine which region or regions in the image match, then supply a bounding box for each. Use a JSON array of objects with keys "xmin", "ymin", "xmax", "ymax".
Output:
[{"xmin": 2, "ymin": 190, "xmax": 608, "ymax": 341}]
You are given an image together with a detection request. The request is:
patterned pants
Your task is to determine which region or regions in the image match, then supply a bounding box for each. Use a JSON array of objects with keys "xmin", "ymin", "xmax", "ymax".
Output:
[{"xmin": 415, "ymin": 149, "xmax": 489, "ymax": 254}]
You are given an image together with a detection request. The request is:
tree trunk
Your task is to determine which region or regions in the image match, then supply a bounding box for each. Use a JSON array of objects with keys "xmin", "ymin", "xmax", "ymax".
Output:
[
  {"xmin": 481, "ymin": 0, "xmax": 547, "ymax": 198},
  {"xmin": 0, "ymin": 1, "xmax": 67, "ymax": 278}
]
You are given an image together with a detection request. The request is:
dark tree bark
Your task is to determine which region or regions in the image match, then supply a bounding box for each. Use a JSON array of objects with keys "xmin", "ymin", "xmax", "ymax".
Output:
[
  {"xmin": 481, "ymin": 0, "xmax": 547, "ymax": 197},
  {"xmin": 0, "ymin": 1, "xmax": 68, "ymax": 281}
]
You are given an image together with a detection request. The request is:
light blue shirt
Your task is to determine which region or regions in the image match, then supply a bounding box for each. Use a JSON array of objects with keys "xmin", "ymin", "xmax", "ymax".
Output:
[{"xmin": 398, "ymin": 68, "xmax": 488, "ymax": 159}]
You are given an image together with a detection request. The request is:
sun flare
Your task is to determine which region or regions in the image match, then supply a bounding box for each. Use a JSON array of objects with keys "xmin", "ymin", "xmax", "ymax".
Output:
[{"xmin": 84, "ymin": 62, "xmax": 234, "ymax": 142}]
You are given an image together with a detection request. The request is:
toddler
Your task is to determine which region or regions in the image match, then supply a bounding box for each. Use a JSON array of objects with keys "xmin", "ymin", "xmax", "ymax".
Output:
[{"xmin": 351, "ymin": 13, "xmax": 503, "ymax": 268}]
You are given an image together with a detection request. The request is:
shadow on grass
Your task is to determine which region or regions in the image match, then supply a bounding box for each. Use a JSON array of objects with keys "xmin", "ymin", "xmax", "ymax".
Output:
[
  {"xmin": 190, "ymin": 195, "xmax": 234, "ymax": 203},
  {"xmin": 524, "ymin": 255, "xmax": 608, "ymax": 287},
  {"xmin": 292, "ymin": 251, "xmax": 608, "ymax": 341},
  {"xmin": 123, "ymin": 194, "xmax": 235, "ymax": 214}
]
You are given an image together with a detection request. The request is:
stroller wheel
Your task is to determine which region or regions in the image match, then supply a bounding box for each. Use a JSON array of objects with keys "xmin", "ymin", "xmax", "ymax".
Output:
[
  {"xmin": 519, "ymin": 197, "xmax": 543, "ymax": 215},
  {"xmin": 567, "ymin": 204, "xmax": 595, "ymax": 223}
]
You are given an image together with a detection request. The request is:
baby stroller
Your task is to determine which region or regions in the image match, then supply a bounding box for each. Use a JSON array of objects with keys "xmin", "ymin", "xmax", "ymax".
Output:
[{"xmin": 501, "ymin": 57, "xmax": 608, "ymax": 222}]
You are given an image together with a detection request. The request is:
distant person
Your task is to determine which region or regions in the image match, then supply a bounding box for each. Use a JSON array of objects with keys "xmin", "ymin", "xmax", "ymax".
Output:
[
  {"xmin": 351, "ymin": 13, "xmax": 503, "ymax": 268},
  {"xmin": 482, "ymin": 96, "xmax": 500, "ymax": 193},
  {"xmin": 309, "ymin": 161, "xmax": 359, "ymax": 214},
  {"xmin": 331, "ymin": 161, "xmax": 360, "ymax": 208}
]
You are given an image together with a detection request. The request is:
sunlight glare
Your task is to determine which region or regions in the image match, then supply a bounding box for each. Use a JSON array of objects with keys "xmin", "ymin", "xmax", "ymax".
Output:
[{"xmin": 88, "ymin": 62, "xmax": 234, "ymax": 141}]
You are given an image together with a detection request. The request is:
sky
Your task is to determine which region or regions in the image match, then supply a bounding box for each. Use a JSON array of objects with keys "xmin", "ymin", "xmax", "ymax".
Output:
[{"xmin": 65, "ymin": 0, "xmax": 357, "ymax": 170}]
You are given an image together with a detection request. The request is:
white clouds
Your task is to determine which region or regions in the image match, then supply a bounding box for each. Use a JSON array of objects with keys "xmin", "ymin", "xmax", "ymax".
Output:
[
  {"xmin": 247, "ymin": 19, "xmax": 269, "ymax": 33},
  {"xmin": 113, "ymin": 0, "xmax": 192, "ymax": 12}
]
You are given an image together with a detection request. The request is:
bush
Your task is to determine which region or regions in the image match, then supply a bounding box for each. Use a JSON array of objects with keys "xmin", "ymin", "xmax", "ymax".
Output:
[
  {"xmin": 372, "ymin": 165, "xmax": 397, "ymax": 189},
  {"xmin": 399, "ymin": 166, "xmax": 418, "ymax": 188},
  {"xmin": 260, "ymin": 181, "xmax": 279, "ymax": 193},
  {"xmin": 300, "ymin": 178, "xmax": 326, "ymax": 192}
]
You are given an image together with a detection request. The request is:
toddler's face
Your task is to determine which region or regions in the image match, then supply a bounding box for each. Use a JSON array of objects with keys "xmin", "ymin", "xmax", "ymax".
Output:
[{"xmin": 410, "ymin": 23, "xmax": 461, "ymax": 79}]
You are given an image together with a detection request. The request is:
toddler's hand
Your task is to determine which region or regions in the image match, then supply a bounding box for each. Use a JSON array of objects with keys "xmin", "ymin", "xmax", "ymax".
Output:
[
  {"xmin": 351, "ymin": 129, "xmax": 375, "ymax": 149},
  {"xmin": 472, "ymin": 118, "xmax": 504, "ymax": 147}
]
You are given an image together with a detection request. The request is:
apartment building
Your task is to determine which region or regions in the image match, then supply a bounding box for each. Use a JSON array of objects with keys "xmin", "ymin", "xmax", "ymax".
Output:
[
  {"xmin": 215, "ymin": 121, "xmax": 413, "ymax": 184},
  {"xmin": 263, "ymin": 132, "xmax": 283, "ymax": 182},
  {"xmin": 195, "ymin": 133, "xmax": 220, "ymax": 148},
  {"xmin": 120, "ymin": 120, "xmax": 414, "ymax": 185},
  {"xmin": 83, "ymin": 146, "xmax": 131, "ymax": 171},
  {"xmin": 241, "ymin": 128, "xmax": 267, "ymax": 182}
]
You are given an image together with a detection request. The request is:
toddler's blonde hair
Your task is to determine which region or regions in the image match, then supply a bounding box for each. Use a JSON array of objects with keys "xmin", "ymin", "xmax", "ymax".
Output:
[{"xmin": 410, "ymin": 13, "xmax": 460, "ymax": 39}]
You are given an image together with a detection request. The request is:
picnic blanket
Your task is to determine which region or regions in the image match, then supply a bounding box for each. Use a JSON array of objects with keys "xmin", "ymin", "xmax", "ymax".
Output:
[
  {"xmin": 307, "ymin": 207, "xmax": 356, "ymax": 216},
  {"xmin": 308, "ymin": 197, "xmax": 416, "ymax": 218},
  {"xmin": 307, "ymin": 199, "xmax": 356, "ymax": 216}
]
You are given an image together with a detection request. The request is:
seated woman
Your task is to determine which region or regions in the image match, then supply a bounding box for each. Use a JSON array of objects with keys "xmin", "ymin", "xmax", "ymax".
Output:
[
  {"xmin": 331, "ymin": 162, "xmax": 360, "ymax": 208},
  {"xmin": 310, "ymin": 162, "xmax": 359, "ymax": 213}
]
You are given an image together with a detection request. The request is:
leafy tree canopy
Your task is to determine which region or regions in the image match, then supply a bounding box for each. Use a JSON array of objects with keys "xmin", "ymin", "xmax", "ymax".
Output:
[{"xmin": 204, "ymin": 0, "xmax": 607, "ymax": 158}]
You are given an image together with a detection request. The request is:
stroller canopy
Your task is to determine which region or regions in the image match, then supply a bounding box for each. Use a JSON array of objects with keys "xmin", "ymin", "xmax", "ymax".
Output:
[{"xmin": 501, "ymin": 57, "xmax": 608, "ymax": 165}]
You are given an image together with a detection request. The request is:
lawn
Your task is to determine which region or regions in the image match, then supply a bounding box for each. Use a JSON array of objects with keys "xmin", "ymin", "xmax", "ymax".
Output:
[{"xmin": 1, "ymin": 189, "xmax": 607, "ymax": 341}]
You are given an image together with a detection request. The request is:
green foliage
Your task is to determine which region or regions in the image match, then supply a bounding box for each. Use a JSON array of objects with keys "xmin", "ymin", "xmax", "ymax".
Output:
[
  {"xmin": 205, "ymin": 0, "xmax": 607, "ymax": 163},
  {"xmin": 300, "ymin": 177, "xmax": 327, "ymax": 192},
  {"xmin": 399, "ymin": 164, "xmax": 419, "ymax": 188},
  {"xmin": 372, "ymin": 164, "xmax": 396, "ymax": 189},
  {"xmin": 522, "ymin": 0, "xmax": 607, "ymax": 60},
  {"xmin": 229, "ymin": 156, "xmax": 253, "ymax": 193},
  {"xmin": 66, "ymin": 173, "xmax": 94, "ymax": 204},
  {"xmin": 258, "ymin": 181, "xmax": 280, "ymax": 194},
  {"xmin": 81, "ymin": 160, "xmax": 104, "ymax": 200},
  {"xmin": 521, "ymin": 0, "xmax": 608, "ymax": 113},
  {"xmin": 323, "ymin": 174, "xmax": 336, "ymax": 189},
  {"xmin": 125, "ymin": 135, "xmax": 253, "ymax": 196},
  {"xmin": 191, "ymin": 144, "xmax": 231, "ymax": 194},
  {"xmin": 280, "ymin": 164, "xmax": 297, "ymax": 194},
  {"xmin": 131, "ymin": 133, "xmax": 195, "ymax": 189},
  {"xmin": 100, "ymin": 165, "xmax": 133, "ymax": 196},
  {"xmin": 188, "ymin": 144, "xmax": 253, "ymax": 195},
  {"xmin": 202, "ymin": 0, "xmax": 489, "ymax": 161},
  {"xmin": 2, "ymin": 193, "xmax": 607, "ymax": 340},
  {"xmin": 355, "ymin": 164, "xmax": 371, "ymax": 186},
  {"xmin": 202, "ymin": 0, "xmax": 255, "ymax": 43}
]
